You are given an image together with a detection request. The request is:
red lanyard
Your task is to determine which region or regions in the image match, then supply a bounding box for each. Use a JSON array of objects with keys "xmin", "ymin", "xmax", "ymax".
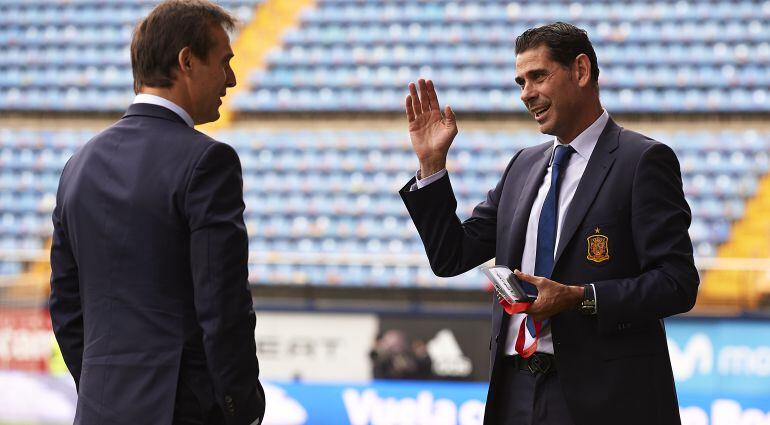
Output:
[{"xmin": 499, "ymin": 299, "xmax": 540, "ymax": 358}]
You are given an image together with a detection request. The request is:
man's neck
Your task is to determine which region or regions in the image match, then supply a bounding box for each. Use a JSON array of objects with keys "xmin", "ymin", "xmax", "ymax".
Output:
[
  {"xmin": 137, "ymin": 86, "xmax": 197, "ymax": 126},
  {"xmin": 138, "ymin": 87, "xmax": 184, "ymax": 108},
  {"xmin": 557, "ymin": 103, "xmax": 604, "ymax": 145}
]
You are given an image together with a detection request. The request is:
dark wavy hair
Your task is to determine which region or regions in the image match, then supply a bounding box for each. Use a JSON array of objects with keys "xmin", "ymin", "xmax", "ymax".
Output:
[{"xmin": 515, "ymin": 22, "xmax": 600, "ymax": 86}]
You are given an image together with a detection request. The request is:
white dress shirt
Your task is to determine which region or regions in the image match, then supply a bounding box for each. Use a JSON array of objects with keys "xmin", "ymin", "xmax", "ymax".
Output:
[
  {"xmin": 133, "ymin": 93, "xmax": 194, "ymax": 128},
  {"xmin": 412, "ymin": 110, "xmax": 609, "ymax": 355}
]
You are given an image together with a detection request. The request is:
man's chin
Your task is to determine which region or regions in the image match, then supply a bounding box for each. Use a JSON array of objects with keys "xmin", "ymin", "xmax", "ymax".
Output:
[
  {"xmin": 196, "ymin": 111, "xmax": 220, "ymax": 126},
  {"xmin": 537, "ymin": 122, "xmax": 555, "ymax": 136}
]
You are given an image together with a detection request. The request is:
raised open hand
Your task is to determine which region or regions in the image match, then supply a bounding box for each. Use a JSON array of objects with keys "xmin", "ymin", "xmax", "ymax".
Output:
[{"xmin": 405, "ymin": 79, "xmax": 458, "ymax": 177}]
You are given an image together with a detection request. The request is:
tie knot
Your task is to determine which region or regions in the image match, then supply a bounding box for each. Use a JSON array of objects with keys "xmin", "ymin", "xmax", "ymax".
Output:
[{"xmin": 553, "ymin": 144, "xmax": 575, "ymax": 168}]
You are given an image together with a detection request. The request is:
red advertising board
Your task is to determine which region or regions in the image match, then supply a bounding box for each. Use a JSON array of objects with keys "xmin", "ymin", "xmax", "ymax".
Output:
[{"xmin": 0, "ymin": 309, "xmax": 53, "ymax": 371}]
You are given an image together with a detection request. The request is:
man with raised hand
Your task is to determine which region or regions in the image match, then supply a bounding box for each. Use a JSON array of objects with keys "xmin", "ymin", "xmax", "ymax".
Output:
[{"xmin": 400, "ymin": 22, "xmax": 698, "ymax": 425}]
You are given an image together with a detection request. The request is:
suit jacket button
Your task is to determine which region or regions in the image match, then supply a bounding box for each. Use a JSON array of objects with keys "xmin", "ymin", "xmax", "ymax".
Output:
[{"xmin": 224, "ymin": 395, "xmax": 235, "ymax": 416}]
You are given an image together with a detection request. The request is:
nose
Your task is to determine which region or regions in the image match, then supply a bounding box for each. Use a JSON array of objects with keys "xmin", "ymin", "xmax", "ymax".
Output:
[
  {"xmin": 226, "ymin": 65, "xmax": 236, "ymax": 88},
  {"xmin": 520, "ymin": 82, "xmax": 536, "ymax": 104}
]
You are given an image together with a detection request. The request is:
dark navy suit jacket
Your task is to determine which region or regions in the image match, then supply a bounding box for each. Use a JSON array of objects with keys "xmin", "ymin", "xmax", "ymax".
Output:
[
  {"xmin": 400, "ymin": 118, "xmax": 699, "ymax": 425},
  {"xmin": 50, "ymin": 103, "xmax": 265, "ymax": 424}
]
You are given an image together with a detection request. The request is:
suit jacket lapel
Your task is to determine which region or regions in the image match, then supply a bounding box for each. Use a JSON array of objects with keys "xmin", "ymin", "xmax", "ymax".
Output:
[
  {"xmin": 554, "ymin": 118, "xmax": 621, "ymax": 266},
  {"xmin": 506, "ymin": 144, "xmax": 551, "ymax": 267}
]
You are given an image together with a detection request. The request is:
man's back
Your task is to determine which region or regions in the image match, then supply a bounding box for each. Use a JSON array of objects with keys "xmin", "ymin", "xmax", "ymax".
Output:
[{"xmin": 51, "ymin": 103, "xmax": 264, "ymax": 424}]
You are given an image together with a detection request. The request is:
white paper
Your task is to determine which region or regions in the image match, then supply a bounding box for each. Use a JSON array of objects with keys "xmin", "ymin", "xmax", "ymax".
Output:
[{"xmin": 481, "ymin": 265, "xmax": 534, "ymax": 303}]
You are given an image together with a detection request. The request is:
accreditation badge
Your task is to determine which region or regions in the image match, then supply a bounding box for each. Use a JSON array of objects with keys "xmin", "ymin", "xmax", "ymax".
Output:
[{"xmin": 586, "ymin": 227, "xmax": 610, "ymax": 263}]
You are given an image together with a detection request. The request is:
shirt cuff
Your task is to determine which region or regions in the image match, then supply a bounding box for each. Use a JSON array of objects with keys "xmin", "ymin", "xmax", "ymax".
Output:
[
  {"xmin": 591, "ymin": 283, "xmax": 598, "ymax": 313},
  {"xmin": 409, "ymin": 169, "xmax": 447, "ymax": 191}
]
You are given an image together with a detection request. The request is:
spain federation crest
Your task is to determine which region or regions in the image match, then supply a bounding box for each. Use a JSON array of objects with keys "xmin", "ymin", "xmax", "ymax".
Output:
[{"xmin": 586, "ymin": 227, "xmax": 610, "ymax": 263}]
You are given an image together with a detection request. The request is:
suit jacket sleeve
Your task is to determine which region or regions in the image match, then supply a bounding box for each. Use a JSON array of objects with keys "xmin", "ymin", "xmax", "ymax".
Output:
[
  {"xmin": 185, "ymin": 142, "xmax": 265, "ymax": 424},
  {"xmin": 399, "ymin": 154, "xmax": 519, "ymax": 277},
  {"xmin": 49, "ymin": 164, "xmax": 84, "ymax": 388},
  {"xmin": 594, "ymin": 143, "xmax": 699, "ymax": 334}
]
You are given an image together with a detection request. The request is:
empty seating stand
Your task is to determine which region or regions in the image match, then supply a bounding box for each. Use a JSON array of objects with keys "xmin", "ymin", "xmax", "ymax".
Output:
[
  {"xmin": 1, "ymin": 128, "xmax": 766, "ymax": 288},
  {"xmin": 1, "ymin": 0, "xmax": 769, "ymax": 113},
  {"xmin": 234, "ymin": 0, "xmax": 770, "ymax": 113},
  {"xmin": 0, "ymin": 0, "xmax": 263, "ymax": 111}
]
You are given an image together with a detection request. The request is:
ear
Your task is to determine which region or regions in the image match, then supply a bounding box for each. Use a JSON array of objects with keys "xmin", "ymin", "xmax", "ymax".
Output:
[
  {"xmin": 574, "ymin": 53, "xmax": 592, "ymax": 88},
  {"xmin": 177, "ymin": 46, "xmax": 193, "ymax": 78}
]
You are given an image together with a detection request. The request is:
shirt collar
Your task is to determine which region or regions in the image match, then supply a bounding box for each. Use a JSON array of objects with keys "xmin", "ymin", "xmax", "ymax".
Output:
[
  {"xmin": 133, "ymin": 94, "xmax": 194, "ymax": 128},
  {"xmin": 550, "ymin": 109, "xmax": 609, "ymax": 165}
]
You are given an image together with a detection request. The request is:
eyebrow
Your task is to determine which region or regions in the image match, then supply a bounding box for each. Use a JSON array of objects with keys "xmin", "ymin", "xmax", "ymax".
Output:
[{"xmin": 515, "ymin": 68, "xmax": 549, "ymax": 86}]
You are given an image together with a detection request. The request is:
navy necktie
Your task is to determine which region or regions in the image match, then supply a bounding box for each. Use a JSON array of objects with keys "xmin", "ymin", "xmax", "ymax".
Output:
[{"xmin": 524, "ymin": 144, "xmax": 575, "ymax": 336}]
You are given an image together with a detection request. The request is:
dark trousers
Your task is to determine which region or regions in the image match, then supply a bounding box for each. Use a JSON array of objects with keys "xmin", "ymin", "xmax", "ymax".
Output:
[{"xmin": 486, "ymin": 355, "xmax": 575, "ymax": 425}]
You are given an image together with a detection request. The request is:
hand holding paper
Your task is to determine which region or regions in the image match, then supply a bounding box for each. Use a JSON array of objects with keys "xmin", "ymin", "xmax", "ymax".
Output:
[{"xmin": 513, "ymin": 269, "xmax": 584, "ymax": 321}]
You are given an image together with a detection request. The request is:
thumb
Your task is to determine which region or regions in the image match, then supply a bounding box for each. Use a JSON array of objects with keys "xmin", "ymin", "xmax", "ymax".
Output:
[
  {"xmin": 444, "ymin": 105, "xmax": 456, "ymax": 125},
  {"xmin": 514, "ymin": 269, "xmax": 540, "ymax": 286}
]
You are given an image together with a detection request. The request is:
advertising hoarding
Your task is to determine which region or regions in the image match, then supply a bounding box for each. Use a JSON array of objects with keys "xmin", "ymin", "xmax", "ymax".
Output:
[
  {"xmin": 0, "ymin": 308, "xmax": 52, "ymax": 372},
  {"xmin": 255, "ymin": 312, "xmax": 379, "ymax": 381}
]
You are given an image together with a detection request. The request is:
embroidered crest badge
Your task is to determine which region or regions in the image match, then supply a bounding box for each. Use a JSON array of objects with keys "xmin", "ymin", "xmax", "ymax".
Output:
[{"xmin": 586, "ymin": 227, "xmax": 610, "ymax": 263}]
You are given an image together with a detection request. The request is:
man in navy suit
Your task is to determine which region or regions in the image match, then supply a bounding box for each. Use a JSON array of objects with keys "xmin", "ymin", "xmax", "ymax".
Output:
[
  {"xmin": 400, "ymin": 23, "xmax": 698, "ymax": 424},
  {"xmin": 49, "ymin": 1, "xmax": 265, "ymax": 424}
]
